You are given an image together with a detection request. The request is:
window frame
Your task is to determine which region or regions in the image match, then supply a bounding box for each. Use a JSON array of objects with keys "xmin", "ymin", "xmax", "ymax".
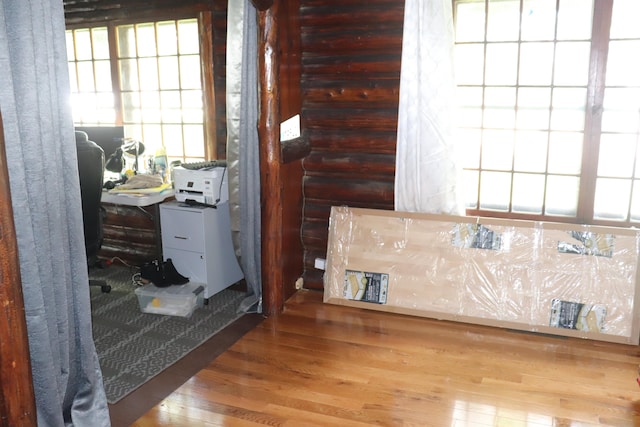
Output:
[
  {"xmin": 65, "ymin": 11, "xmax": 217, "ymax": 163},
  {"xmin": 453, "ymin": 0, "xmax": 640, "ymax": 228}
]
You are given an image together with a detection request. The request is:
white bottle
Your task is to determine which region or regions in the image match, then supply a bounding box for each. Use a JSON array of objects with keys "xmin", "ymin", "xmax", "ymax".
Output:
[{"xmin": 154, "ymin": 147, "xmax": 168, "ymax": 183}]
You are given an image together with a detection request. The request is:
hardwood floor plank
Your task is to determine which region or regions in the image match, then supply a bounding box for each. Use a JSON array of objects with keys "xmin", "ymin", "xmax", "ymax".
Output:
[
  {"xmin": 134, "ymin": 290, "xmax": 640, "ymax": 426},
  {"xmin": 108, "ymin": 312, "xmax": 265, "ymax": 426}
]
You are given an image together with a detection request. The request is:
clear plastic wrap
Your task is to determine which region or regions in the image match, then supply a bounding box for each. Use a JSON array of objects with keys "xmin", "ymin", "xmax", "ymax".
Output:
[{"xmin": 323, "ymin": 206, "xmax": 640, "ymax": 344}]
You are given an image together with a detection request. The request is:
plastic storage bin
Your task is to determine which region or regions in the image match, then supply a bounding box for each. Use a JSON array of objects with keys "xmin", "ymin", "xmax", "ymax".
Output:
[{"xmin": 135, "ymin": 282, "xmax": 205, "ymax": 317}]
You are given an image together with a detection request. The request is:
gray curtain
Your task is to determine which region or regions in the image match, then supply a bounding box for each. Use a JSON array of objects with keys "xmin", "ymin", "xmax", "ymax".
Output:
[
  {"xmin": 0, "ymin": 1, "xmax": 110, "ymax": 425},
  {"xmin": 227, "ymin": 0, "xmax": 262, "ymax": 313}
]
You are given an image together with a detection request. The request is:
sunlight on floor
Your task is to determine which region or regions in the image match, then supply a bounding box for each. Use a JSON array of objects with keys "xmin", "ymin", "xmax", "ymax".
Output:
[{"xmin": 451, "ymin": 400, "xmax": 597, "ymax": 427}]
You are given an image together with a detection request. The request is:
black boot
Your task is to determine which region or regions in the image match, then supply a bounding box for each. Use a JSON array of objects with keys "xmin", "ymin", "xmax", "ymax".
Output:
[
  {"xmin": 163, "ymin": 258, "xmax": 189, "ymax": 285},
  {"xmin": 140, "ymin": 260, "xmax": 171, "ymax": 287}
]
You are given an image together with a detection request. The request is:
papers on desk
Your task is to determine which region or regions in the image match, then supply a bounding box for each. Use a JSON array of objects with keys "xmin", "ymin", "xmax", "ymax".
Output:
[
  {"xmin": 102, "ymin": 184, "xmax": 174, "ymax": 207},
  {"xmin": 107, "ymin": 183, "xmax": 172, "ymax": 196},
  {"xmin": 110, "ymin": 174, "xmax": 164, "ymax": 190}
]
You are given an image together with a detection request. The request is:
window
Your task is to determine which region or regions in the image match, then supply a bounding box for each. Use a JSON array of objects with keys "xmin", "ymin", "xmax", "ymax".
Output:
[
  {"xmin": 453, "ymin": 0, "xmax": 640, "ymax": 226},
  {"xmin": 67, "ymin": 27, "xmax": 114, "ymax": 123},
  {"xmin": 66, "ymin": 18, "xmax": 210, "ymax": 166}
]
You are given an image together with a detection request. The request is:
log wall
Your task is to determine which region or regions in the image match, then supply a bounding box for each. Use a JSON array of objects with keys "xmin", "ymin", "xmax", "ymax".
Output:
[
  {"xmin": 99, "ymin": 203, "xmax": 163, "ymax": 265},
  {"xmin": 300, "ymin": 0, "xmax": 404, "ymax": 289}
]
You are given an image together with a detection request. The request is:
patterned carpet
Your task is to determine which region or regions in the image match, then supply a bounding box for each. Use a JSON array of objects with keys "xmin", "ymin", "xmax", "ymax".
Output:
[{"xmin": 89, "ymin": 264, "xmax": 245, "ymax": 404}]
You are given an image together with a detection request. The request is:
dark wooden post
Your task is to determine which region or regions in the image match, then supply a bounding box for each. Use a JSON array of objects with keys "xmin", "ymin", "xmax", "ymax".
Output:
[
  {"xmin": 0, "ymin": 112, "xmax": 37, "ymax": 426},
  {"xmin": 256, "ymin": 1, "xmax": 284, "ymax": 315}
]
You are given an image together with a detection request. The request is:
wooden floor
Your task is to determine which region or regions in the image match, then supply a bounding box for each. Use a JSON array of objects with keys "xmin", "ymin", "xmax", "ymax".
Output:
[
  {"xmin": 107, "ymin": 311, "xmax": 265, "ymax": 426},
  {"xmin": 130, "ymin": 290, "xmax": 640, "ymax": 426}
]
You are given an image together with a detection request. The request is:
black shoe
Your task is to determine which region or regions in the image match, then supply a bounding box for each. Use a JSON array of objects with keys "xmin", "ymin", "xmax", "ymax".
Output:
[
  {"xmin": 140, "ymin": 260, "xmax": 171, "ymax": 287},
  {"xmin": 163, "ymin": 258, "xmax": 189, "ymax": 285}
]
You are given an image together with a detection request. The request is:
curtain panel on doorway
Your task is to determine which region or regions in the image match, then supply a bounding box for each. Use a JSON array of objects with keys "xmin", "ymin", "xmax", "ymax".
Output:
[
  {"xmin": 0, "ymin": 0, "xmax": 110, "ymax": 425},
  {"xmin": 226, "ymin": 0, "xmax": 262, "ymax": 313},
  {"xmin": 395, "ymin": 0, "xmax": 463, "ymax": 215}
]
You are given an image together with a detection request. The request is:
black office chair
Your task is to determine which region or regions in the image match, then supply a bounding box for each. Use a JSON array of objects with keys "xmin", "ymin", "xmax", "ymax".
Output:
[{"xmin": 76, "ymin": 131, "xmax": 111, "ymax": 293}]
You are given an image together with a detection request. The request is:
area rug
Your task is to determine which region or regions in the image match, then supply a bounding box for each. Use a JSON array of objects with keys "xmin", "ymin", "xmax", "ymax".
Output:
[{"xmin": 89, "ymin": 264, "xmax": 245, "ymax": 404}]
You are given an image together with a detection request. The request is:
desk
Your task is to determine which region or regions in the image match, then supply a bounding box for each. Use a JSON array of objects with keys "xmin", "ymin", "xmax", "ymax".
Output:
[
  {"xmin": 101, "ymin": 189, "xmax": 174, "ymax": 261},
  {"xmin": 101, "ymin": 189, "xmax": 174, "ymax": 206}
]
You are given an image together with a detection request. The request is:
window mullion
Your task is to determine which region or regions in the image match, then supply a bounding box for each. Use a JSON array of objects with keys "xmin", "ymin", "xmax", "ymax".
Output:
[
  {"xmin": 509, "ymin": 0, "xmax": 524, "ymax": 215},
  {"xmin": 71, "ymin": 30, "xmax": 80, "ymax": 94},
  {"xmin": 154, "ymin": 22, "xmax": 164, "ymax": 153},
  {"xmin": 578, "ymin": 0, "xmax": 613, "ymax": 223},
  {"xmin": 476, "ymin": 0, "xmax": 490, "ymax": 211},
  {"xmin": 108, "ymin": 25, "xmax": 123, "ymax": 125},
  {"xmin": 134, "ymin": 24, "xmax": 144, "ymax": 142},
  {"xmin": 541, "ymin": 0, "xmax": 561, "ymax": 217}
]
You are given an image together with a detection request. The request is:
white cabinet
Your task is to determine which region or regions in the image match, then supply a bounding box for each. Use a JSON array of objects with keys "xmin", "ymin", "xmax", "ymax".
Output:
[{"xmin": 160, "ymin": 200, "xmax": 244, "ymax": 299}]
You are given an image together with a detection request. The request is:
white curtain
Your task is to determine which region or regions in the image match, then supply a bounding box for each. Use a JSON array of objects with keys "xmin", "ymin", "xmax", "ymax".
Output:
[
  {"xmin": 227, "ymin": 0, "xmax": 262, "ymax": 313},
  {"xmin": 0, "ymin": 0, "xmax": 110, "ymax": 424},
  {"xmin": 395, "ymin": 0, "xmax": 463, "ymax": 215}
]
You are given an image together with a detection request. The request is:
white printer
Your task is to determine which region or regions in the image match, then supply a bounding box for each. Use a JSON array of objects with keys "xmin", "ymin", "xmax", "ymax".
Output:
[{"xmin": 172, "ymin": 166, "xmax": 228, "ymax": 205}]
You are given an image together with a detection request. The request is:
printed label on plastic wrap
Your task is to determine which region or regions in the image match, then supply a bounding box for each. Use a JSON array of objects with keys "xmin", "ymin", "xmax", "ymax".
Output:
[
  {"xmin": 344, "ymin": 270, "xmax": 389, "ymax": 304},
  {"xmin": 557, "ymin": 231, "xmax": 614, "ymax": 258},
  {"xmin": 451, "ymin": 223, "xmax": 502, "ymax": 250},
  {"xmin": 549, "ymin": 299, "xmax": 606, "ymax": 332}
]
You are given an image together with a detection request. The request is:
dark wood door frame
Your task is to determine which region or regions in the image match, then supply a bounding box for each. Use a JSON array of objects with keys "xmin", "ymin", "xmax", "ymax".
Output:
[
  {"xmin": 255, "ymin": 0, "xmax": 305, "ymax": 315},
  {"xmin": 0, "ymin": 112, "xmax": 37, "ymax": 426},
  {"xmin": 257, "ymin": 2, "xmax": 283, "ymax": 315}
]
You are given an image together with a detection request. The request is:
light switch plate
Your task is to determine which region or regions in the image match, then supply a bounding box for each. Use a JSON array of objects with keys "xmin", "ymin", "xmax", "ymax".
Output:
[{"xmin": 280, "ymin": 114, "xmax": 300, "ymax": 141}]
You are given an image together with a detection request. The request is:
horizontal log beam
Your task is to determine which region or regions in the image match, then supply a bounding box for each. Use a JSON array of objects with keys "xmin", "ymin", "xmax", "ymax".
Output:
[
  {"xmin": 281, "ymin": 135, "xmax": 311, "ymax": 163},
  {"xmin": 303, "ymin": 176, "xmax": 394, "ymax": 204},
  {"xmin": 303, "ymin": 81, "xmax": 400, "ymax": 108},
  {"xmin": 303, "ymin": 108, "xmax": 398, "ymax": 132},
  {"xmin": 306, "ymin": 130, "xmax": 397, "ymax": 154},
  {"xmin": 303, "ymin": 152, "xmax": 395, "ymax": 175}
]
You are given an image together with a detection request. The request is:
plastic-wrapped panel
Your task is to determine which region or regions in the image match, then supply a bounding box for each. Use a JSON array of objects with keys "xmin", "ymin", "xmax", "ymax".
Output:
[{"xmin": 323, "ymin": 207, "xmax": 640, "ymax": 345}]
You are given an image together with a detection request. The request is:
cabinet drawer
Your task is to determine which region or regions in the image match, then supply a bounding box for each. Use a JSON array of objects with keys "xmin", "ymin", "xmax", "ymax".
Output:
[{"xmin": 160, "ymin": 208, "xmax": 205, "ymax": 252}]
